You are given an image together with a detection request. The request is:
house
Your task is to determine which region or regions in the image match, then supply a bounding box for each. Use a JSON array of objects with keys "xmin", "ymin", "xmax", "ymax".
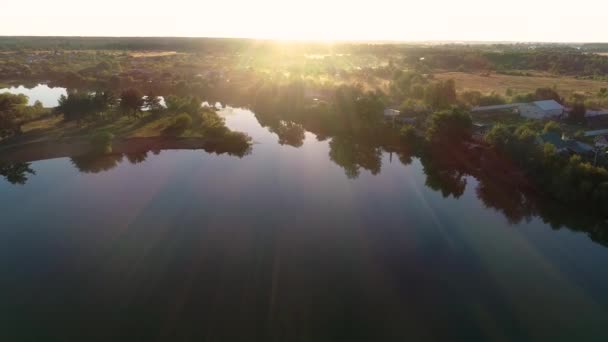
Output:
[
  {"xmin": 471, "ymin": 103, "xmax": 520, "ymax": 115},
  {"xmin": 584, "ymin": 129, "xmax": 608, "ymax": 137},
  {"xmin": 523, "ymin": 100, "xmax": 564, "ymax": 119},
  {"xmin": 538, "ymin": 132, "xmax": 594, "ymax": 155},
  {"xmin": 595, "ymin": 135, "xmax": 608, "ymax": 149},
  {"xmin": 472, "ymin": 100, "xmax": 564, "ymax": 120},
  {"xmin": 384, "ymin": 108, "xmax": 400, "ymax": 118},
  {"xmin": 472, "ymin": 123, "xmax": 491, "ymax": 141},
  {"xmin": 585, "ymin": 110, "xmax": 608, "ymax": 128}
]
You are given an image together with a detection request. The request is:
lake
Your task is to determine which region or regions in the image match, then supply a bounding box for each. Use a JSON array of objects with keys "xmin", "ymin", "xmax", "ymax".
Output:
[
  {"xmin": 1, "ymin": 99, "xmax": 608, "ymax": 340},
  {"xmin": 0, "ymin": 84, "xmax": 67, "ymax": 107}
]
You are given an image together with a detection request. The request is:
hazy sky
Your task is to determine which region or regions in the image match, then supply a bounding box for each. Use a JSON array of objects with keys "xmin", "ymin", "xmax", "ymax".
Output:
[{"xmin": 2, "ymin": 0, "xmax": 606, "ymax": 42}]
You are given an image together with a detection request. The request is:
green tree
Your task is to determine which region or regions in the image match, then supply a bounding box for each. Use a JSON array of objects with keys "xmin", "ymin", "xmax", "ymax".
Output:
[
  {"xmin": 120, "ymin": 88, "xmax": 144, "ymax": 118},
  {"xmin": 424, "ymin": 79, "xmax": 457, "ymax": 109},
  {"xmin": 543, "ymin": 121, "xmax": 562, "ymax": 134},
  {"xmin": 484, "ymin": 124, "xmax": 513, "ymax": 151},
  {"xmin": 568, "ymin": 102, "xmax": 586, "ymax": 124},
  {"xmin": 0, "ymin": 93, "xmax": 29, "ymax": 138},
  {"xmin": 535, "ymin": 87, "xmax": 562, "ymax": 103},
  {"xmin": 425, "ymin": 108, "xmax": 472, "ymax": 143}
]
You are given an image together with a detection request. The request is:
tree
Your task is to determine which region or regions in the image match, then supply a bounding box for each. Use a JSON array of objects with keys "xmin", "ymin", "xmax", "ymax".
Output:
[
  {"xmin": 543, "ymin": 121, "xmax": 561, "ymax": 134},
  {"xmin": 56, "ymin": 92, "xmax": 99, "ymax": 122},
  {"xmin": 400, "ymin": 124, "xmax": 418, "ymax": 144},
  {"xmin": 0, "ymin": 93, "xmax": 29, "ymax": 138},
  {"xmin": 354, "ymin": 90, "xmax": 385, "ymax": 123},
  {"xmin": 484, "ymin": 124, "xmax": 513, "ymax": 151},
  {"xmin": 568, "ymin": 102, "xmax": 586, "ymax": 124},
  {"xmin": 535, "ymin": 87, "xmax": 562, "ymax": 103},
  {"xmin": 425, "ymin": 108, "xmax": 472, "ymax": 143},
  {"xmin": 120, "ymin": 88, "xmax": 144, "ymax": 118},
  {"xmin": 424, "ymin": 79, "xmax": 457, "ymax": 109},
  {"xmin": 478, "ymin": 92, "xmax": 507, "ymax": 106},
  {"xmin": 460, "ymin": 90, "xmax": 482, "ymax": 107}
]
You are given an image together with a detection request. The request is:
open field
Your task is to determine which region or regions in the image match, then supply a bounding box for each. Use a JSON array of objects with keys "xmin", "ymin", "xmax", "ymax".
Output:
[
  {"xmin": 435, "ymin": 72, "xmax": 608, "ymax": 97},
  {"xmin": 129, "ymin": 51, "xmax": 182, "ymax": 58}
]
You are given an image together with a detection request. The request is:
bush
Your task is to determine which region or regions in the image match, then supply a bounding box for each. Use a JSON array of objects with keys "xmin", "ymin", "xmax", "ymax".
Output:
[
  {"xmin": 90, "ymin": 131, "xmax": 114, "ymax": 154},
  {"xmin": 400, "ymin": 124, "xmax": 418, "ymax": 144},
  {"xmin": 166, "ymin": 113, "xmax": 192, "ymax": 135},
  {"xmin": 425, "ymin": 108, "xmax": 472, "ymax": 143}
]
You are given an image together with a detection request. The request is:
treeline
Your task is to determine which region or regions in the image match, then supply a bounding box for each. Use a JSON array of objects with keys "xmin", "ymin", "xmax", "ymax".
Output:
[
  {"xmin": 406, "ymin": 47, "xmax": 608, "ymax": 77},
  {"xmin": 0, "ymin": 37, "xmax": 253, "ymax": 53}
]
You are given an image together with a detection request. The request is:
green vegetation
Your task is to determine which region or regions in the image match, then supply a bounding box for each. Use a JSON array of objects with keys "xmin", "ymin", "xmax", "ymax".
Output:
[
  {"xmin": 1, "ymin": 92, "xmax": 49, "ymax": 138},
  {"xmin": 425, "ymin": 108, "xmax": 472, "ymax": 143},
  {"xmin": 484, "ymin": 122, "xmax": 608, "ymax": 215},
  {"xmin": 165, "ymin": 113, "xmax": 193, "ymax": 135}
]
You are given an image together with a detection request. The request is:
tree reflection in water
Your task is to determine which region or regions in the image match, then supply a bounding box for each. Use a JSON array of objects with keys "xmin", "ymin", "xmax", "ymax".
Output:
[
  {"xmin": 125, "ymin": 151, "xmax": 148, "ymax": 165},
  {"xmin": 0, "ymin": 161, "xmax": 35, "ymax": 185},
  {"xmin": 329, "ymin": 136, "xmax": 382, "ymax": 179},
  {"xmin": 71, "ymin": 154, "xmax": 124, "ymax": 174}
]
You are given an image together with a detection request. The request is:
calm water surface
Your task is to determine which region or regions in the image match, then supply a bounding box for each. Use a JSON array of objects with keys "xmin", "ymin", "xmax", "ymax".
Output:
[
  {"xmin": 0, "ymin": 84, "xmax": 67, "ymax": 107},
  {"xmin": 1, "ymin": 106, "xmax": 608, "ymax": 340}
]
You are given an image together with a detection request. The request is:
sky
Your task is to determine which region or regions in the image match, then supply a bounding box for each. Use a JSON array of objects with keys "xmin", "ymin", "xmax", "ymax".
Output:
[{"xmin": 1, "ymin": 0, "xmax": 606, "ymax": 42}]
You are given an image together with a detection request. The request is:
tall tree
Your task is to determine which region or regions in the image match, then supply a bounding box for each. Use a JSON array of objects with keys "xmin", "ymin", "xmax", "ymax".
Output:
[
  {"xmin": 0, "ymin": 93, "xmax": 29, "ymax": 138},
  {"xmin": 120, "ymin": 88, "xmax": 144, "ymax": 118},
  {"xmin": 425, "ymin": 108, "xmax": 472, "ymax": 143},
  {"xmin": 568, "ymin": 102, "xmax": 586, "ymax": 124}
]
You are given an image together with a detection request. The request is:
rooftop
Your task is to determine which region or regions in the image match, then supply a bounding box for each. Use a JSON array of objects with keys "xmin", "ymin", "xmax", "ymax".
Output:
[{"xmin": 533, "ymin": 100, "xmax": 564, "ymax": 111}]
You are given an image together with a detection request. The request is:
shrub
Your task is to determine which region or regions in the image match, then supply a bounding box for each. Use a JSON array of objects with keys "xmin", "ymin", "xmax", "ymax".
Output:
[
  {"xmin": 166, "ymin": 113, "xmax": 192, "ymax": 135},
  {"xmin": 400, "ymin": 124, "xmax": 418, "ymax": 144}
]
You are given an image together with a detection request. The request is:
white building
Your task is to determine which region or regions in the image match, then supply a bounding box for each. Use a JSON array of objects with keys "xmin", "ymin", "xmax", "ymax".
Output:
[
  {"xmin": 472, "ymin": 100, "xmax": 564, "ymax": 120},
  {"xmin": 384, "ymin": 108, "xmax": 400, "ymax": 118},
  {"xmin": 522, "ymin": 100, "xmax": 565, "ymax": 119}
]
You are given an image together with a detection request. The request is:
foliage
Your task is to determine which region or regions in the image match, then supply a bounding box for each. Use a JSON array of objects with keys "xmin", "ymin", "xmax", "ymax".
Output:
[
  {"xmin": 425, "ymin": 108, "xmax": 472, "ymax": 143},
  {"xmin": 568, "ymin": 102, "xmax": 586, "ymax": 124},
  {"xmin": 535, "ymin": 87, "xmax": 563, "ymax": 103},
  {"xmin": 165, "ymin": 95, "xmax": 201, "ymax": 114},
  {"xmin": 542, "ymin": 121, "xmax": 561, "ymax": 134},
  {"xmin": 478, "ymin": 92, "xmax": 507, "ymax": 106},
  {"xmin": 0, "ymin": 93, "xmax": 29, "ymax": 138},
  {"xmin": 485, "ymin": 120, "xmax": 608, "ymax": 215},
  {"xmin": 120, "ymin": 88, "xmax": 144, "ymax": 117},
  {"xmin": 57, "ymin": 91, "xmax": 115, "ymax": 121},
  {"xmin": 424, "ymin": 79, "xmax": 457, "ymax": 109},
  {"xmin": 400, "ymin": 124, "xmax": 418, "ymax": 144},
  {"xmin": 164, "ymin": 113, "xmax": 192, "ymax": 135}
]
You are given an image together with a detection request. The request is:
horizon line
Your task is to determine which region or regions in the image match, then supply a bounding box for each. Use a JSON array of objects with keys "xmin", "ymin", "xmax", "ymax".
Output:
[{"xmin": 1, "ymin": 35, "xmax": 607, "ymax": 45}]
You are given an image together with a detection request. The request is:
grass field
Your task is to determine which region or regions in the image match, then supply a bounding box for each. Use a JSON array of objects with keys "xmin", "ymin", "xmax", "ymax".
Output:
[
  {"xmin": 435, "ymin": 72, "xmax": 608, "ymax": 98},
  {"xmin": 129, "ymin": 51, "xmax": 181, "ymax": 58}
]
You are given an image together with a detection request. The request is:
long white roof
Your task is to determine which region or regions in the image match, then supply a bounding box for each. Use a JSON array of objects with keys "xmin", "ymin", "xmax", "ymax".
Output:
[
  {"xmin": 471, "ymin": 103, "xmax": 521, "ymax": 112},
  {"xmin": 534, "ymin": 100, "xmax": 563, "ymax": 111}
]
